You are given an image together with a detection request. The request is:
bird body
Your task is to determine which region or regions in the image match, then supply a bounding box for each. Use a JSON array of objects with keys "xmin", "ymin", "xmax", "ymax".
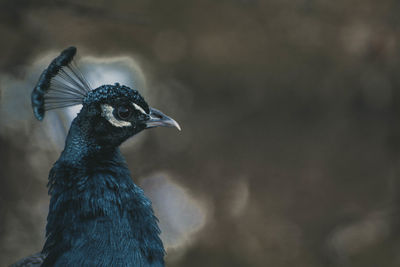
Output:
[
  {"xmin": 42, "ymin": 119, "xmax": 164, "ymax": 266},
  {"xmin": 12, "ymin": 47, "xmax": 180, "ymax": 266}
]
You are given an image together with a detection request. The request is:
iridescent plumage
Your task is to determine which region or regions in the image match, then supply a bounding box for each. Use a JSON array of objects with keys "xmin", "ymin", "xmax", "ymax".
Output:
[{"xmin": 13, "ymin": 47, "xmax": 180, "ymax": 267}]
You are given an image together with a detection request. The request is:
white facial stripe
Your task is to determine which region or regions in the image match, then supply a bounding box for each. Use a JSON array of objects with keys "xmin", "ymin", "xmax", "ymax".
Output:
[
  {"xmin": 101, "ymin": 104, "xmax": 132, "ymax": 127},
  {"xmin": 132, "ymin": 103, "xmax": 147, "ymax": 115}
]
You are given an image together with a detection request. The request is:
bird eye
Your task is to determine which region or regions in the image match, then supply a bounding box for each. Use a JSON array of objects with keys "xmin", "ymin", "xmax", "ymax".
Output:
[{"xmin": 116, "ymin": 105, "xmax": 133, "ymax": 120}]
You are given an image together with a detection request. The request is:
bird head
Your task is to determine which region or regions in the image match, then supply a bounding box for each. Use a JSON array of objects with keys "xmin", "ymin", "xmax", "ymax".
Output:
[
  {"xmin": 31, "ymin": 47, "xmax": 180, "ymax": 148},
  {"xmin": 79, "ymin": 83, "xmax": 180, "ymax": 146}
]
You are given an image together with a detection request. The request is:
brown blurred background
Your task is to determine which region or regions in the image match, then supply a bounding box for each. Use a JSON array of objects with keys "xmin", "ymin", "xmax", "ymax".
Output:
[{"xmin": 1, "ymin": 0, "xmax": 400, "ymax": 266}]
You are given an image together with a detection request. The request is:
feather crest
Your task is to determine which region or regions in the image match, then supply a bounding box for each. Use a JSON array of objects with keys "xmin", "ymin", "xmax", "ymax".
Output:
[{"xmin": 31, "ymin": 47, "xmax": 91, "ymax": 120}]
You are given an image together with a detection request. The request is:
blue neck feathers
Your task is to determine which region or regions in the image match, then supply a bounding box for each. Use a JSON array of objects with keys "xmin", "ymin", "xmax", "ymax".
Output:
[{"xmin": 42, "ymin": 117, "xmax": 165, "ymax": 267}]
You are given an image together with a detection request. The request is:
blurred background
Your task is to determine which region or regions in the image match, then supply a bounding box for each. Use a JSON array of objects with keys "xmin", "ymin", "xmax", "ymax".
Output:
[{"xmin": 1, "ymin": 0, "xmax": 400, "ymax": 266}]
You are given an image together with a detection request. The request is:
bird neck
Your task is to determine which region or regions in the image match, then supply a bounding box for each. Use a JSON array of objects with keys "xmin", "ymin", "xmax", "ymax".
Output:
[
  {"xmin": 41, "ymin": 118, "xmax": 165, "ymax": 266},
  {"xmin": 60, "ymin": 115, "xmax": 110, "ymax": 164}
]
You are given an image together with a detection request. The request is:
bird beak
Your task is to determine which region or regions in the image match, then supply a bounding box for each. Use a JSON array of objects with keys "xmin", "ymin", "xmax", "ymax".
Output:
[{"xmin": 145, "ymin": 107, "xmax": 181, "ymax": 131}]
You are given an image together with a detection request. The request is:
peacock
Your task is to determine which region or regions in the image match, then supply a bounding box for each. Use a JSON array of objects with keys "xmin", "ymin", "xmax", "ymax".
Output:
[{"xmin": 11, "ymin": 47, "xmax": 180, "ymax": 267}]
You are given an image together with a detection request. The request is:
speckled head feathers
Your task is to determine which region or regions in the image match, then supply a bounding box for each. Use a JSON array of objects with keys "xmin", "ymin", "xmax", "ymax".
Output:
[{"xmin": 84, "ymin": 83, "xmax": 149, "ymax": 113}]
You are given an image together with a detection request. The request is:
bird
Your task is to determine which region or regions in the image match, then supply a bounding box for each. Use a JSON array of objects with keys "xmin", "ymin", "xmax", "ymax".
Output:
[{"xmin": 11, "ymin": 47, "xmax": 180, "ymax": 267}]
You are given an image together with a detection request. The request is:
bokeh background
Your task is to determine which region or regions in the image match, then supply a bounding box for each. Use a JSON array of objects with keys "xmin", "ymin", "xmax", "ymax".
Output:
[{"xmin": 1, "ymin": 0, "xmax": 400, "ymax": 266}]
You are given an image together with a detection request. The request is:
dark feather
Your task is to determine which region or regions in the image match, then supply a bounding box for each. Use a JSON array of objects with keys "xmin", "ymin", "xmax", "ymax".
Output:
[{"xmin": 31, "ymin": 46, "xmax": 91, "ymax": 121}]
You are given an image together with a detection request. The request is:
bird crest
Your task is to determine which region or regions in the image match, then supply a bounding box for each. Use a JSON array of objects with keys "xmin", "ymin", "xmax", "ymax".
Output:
[
  {"xmin": 31, "ymin": 47, "xmax": 180, "ymax": 131},
  {"xmin": 31, "ymin": 46, "xmax": 91, "ymax": 121}
]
